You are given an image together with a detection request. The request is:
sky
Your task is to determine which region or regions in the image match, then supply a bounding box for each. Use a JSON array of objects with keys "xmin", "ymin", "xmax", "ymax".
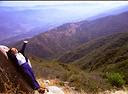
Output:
[
  {"xmin": 0, "ymin": 1, "xmax": 128, "ymax": 7},
  {"xmin": 0, "ymin": 1, "xmax": 128, "ymax": 29},
  {"xmin": 1, "ymin": 1, "xmax": 128, "ymax": 17}
]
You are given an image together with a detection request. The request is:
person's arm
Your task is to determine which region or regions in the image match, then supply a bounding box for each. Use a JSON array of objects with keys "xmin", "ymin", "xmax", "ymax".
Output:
[{"xmin": 20, "ymin": 41, "xmax": 28, "ymax": 55}]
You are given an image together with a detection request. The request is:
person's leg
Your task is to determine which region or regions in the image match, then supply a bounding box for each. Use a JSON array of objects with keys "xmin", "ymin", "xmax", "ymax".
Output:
[
  {"xmin": 27, "ymin": 65, "xmax": 40, "ymax": 89},
  {"xmin": 21, "ymin": 63, "xmax": 40, "ymax": 90}
]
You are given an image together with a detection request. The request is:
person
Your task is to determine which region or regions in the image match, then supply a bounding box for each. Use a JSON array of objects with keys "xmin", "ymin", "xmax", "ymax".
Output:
[{"xmin": 7, "ymin": 41, "xmax": 45, "ymax": 93}]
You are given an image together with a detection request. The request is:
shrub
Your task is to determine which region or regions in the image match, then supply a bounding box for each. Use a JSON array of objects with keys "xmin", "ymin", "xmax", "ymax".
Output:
[
  {"xmin": 106, "ymin": 72, "xmax": 125, "ymax": 87},
  {"xmin": 68, "ymin": 74, "xmax": 79, "ymax": 82}
]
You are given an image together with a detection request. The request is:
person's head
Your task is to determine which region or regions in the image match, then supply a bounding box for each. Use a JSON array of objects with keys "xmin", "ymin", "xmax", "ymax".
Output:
[{"xmin": 9, "ymin": 48, "xmax": 18, "ymax": 55}]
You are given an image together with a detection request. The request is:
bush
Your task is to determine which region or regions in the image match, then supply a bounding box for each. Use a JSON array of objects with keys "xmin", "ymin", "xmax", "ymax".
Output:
[
  {"xmin": 106, "ymin": 72, "xmax": 125, "ymax": 87},
  {"xmin": 68, "ymin": 74, "xmax": 79, "ymax": 82}
]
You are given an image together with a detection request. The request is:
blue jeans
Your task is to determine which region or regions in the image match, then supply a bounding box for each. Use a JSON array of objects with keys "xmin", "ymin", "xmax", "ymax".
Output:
[{"xmin": 21, "ymin": 63, "xmax": 40, "ymax": 90}]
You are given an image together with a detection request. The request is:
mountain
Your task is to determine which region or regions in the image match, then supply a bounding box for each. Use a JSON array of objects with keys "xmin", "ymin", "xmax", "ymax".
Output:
[
  {"xmin": 1, "ymin": 5, "xmax": 128, "ymax": 43},
  {"xmin": 12, "ymin": 10, "xmax": 128, "ymax": 59},
  {"xmin": 12, "ymin": 23, "xmax": 84, "ymax": 59},
  {"xmin": 58, "ymin": 31, "xmax": 128, "ymax": 81},
  {"xmin": 0, "ymin": 6, "xmax": 61, "ymax": 41},
  {"xmin": 0, "ymin": 26, "xmax": 47, "ymax": 45},
  {"xmin": 58, "ymin": 32, "xmax": 128, "ymax": 64}
]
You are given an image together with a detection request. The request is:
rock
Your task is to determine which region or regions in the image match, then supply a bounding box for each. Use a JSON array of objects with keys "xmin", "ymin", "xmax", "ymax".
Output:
[
  {"xmin": 99, "ymin": 90, "xmax": 128, "ymax": 94},
  {"xmin": 0, "ymin": 45, "xmax": 9, "ymax": 58},
  {"xmin": 46, "ymin": 86, "xmax": 64, "ymax": 94},
  {"xmin": 37, "ymin": 79, "xmax": 64, "ymax": 94},
  {"xmin": 111, "ymin": 90, "xmax": 128, "ymax": 94},
  {"xmin": 0, "ymin": 46, "xmax": 33, "ymax": 94}
]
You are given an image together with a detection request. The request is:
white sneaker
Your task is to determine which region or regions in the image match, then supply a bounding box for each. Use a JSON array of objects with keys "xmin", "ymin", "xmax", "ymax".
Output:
[{"xmin": 24, "ymin": 41, "xmax": 28, "ymax": 43}]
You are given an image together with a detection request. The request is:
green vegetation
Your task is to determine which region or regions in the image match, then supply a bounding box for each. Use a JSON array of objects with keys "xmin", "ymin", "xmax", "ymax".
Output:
[
  {"xmin": 56, "ymin": 32, "xmax": 128, "ymax": 92},
  {"xmin": 30, "ymin": 32, "xmax": 128, "ymax": 93},
  {"xmin": 30, "ymin": 57, "xmax": 111, "ymax": 93},
  {"xmin": 105, "ymin": 72, "xmax": 125, "ymax": 87}
]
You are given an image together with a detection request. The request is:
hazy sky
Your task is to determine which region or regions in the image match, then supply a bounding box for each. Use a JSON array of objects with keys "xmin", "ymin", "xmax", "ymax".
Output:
[
  {"xmin": 1, "ymin": 1, "xmax": 128, "ymax": 28},
  {"xmin": 0, "ymin": 1, "xmax": 128, "ymax": 7},
  {"xmin": 1, "ymin": 1, "xmax": 128, "ymax": 17}
]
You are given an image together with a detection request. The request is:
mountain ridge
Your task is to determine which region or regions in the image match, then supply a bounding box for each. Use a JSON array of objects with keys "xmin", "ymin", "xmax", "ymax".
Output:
[
  {"xmin": 1, "ymin": 5, "xmax": 128, "ymax": 42},
  {"xmin": 12, "ymin": 10, "xmax": 128, "ymax": 59}
]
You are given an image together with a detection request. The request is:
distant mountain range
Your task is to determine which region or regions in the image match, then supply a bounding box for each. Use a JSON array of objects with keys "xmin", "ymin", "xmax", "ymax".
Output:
[
  {"xmin": 0, "ymin": 6, "xmax": 66, "ymax": 42},
  {"xmin": 1, "ymin": 5, "xmax": 128, "ymax": 43},
  {"xmin": 12, "ymin": 10, "xmax": 128, "ymax": 59},
  {"xmin": 0, "ymin": 26, "xmax": 47, "ymax": 45}
]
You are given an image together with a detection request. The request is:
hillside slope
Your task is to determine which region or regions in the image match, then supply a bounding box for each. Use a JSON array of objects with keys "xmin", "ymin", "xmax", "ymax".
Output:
[
  {"xmin": 58, "ymin": 31, "xmax": 128, "ymax": 66},
  {"xmin": 58, "ymin": 32, "xmax": 128, "ymax": 82},
  {"xmin": 12, "ymin": 11, "xmax": 128, "ymax": 59}
]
